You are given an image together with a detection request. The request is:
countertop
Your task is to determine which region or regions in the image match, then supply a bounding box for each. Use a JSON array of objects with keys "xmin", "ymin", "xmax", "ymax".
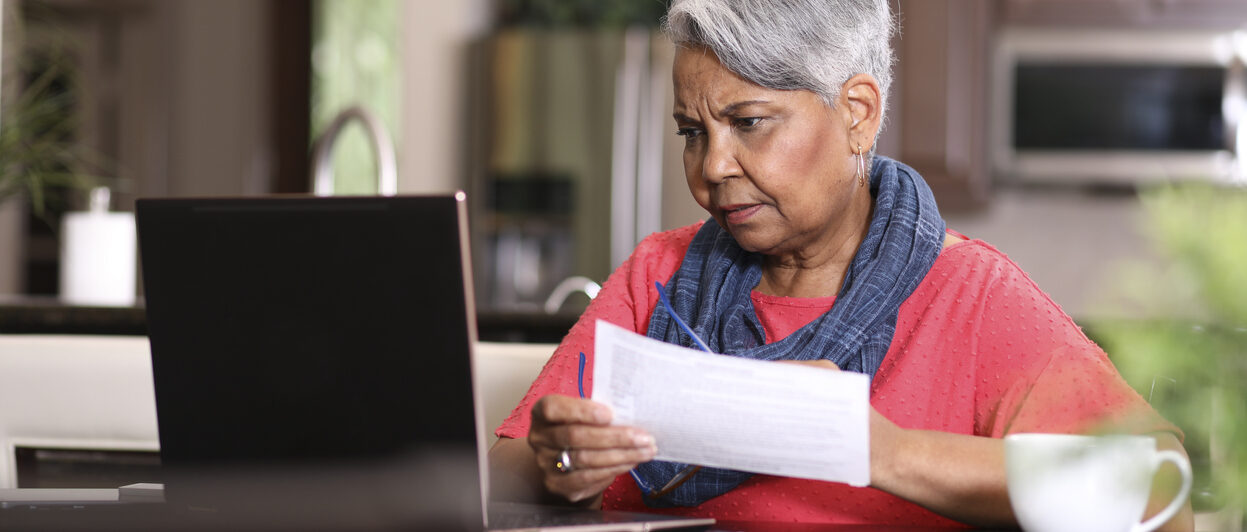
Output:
[{"xmin": 0, "ymin": 296, "xmax": 578, "ymax": 343}]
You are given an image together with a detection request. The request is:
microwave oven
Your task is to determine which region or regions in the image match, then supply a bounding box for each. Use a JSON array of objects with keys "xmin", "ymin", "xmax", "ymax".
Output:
[{"xmin": 991, "ymin": 28, "xmax": 1247, "ymax": 184}]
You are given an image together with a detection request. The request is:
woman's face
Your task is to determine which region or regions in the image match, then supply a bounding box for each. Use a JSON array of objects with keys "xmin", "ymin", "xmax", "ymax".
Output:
[{"xmin": 672, "ymin": 46, "xmax": 870, "ymax": 260}]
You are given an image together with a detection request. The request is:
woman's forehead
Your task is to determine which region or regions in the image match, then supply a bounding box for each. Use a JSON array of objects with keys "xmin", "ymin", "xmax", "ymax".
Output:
[
  {"xmin": 672, "ymin": 48, "xmax": 823, "ymax": 115},
  {"xmin": 673, "ymin": 46, "xmax": 731, "ymax": 83},
  {"xmin": 674, "ymin": 49, "xmax": 767, "ymax": 102}
]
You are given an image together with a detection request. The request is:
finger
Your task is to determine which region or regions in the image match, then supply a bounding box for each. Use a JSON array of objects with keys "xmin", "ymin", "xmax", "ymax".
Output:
[
  {"xmin": 544, "ymin": 463, "xmax": 639, "ymax": 503},
  {"xmin": 534, "ymin": 446, "xmax": 649, "ymax": 478},
  {"xmin": 778, "ymin": 359, "xmax": 840, "ymax": 371},
  {"xmin": 530, "ymin": 424, "xmax": 654, "ymax": 452},
  {"xmin": 557, "ymin": 445, "xmax": 657, "ymax": 470},
  {"xmin": 531, "ymin": 395, "xmax": 612, "ymax": 427},
  {"xmin": 534, "ymin": 441, "xmax": 657, "ymax": 474}
]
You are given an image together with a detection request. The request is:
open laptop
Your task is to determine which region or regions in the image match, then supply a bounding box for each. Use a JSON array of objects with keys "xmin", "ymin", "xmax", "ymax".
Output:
[{"xmin": 133, "ymin": 194, "xmax": 712, "ymax": 531}]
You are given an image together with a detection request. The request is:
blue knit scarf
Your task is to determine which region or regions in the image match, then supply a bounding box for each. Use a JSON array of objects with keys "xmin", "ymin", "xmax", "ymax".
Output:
[{"xmin": 634, "ymin": 156, "xmax": 945, "ymax": 507}]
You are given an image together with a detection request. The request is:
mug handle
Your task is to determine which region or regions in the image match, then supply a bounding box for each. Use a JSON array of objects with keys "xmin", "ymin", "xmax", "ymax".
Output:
[{"xmin": 1133, "ymin": 449, "xmax": 1193, "ymax": 532}]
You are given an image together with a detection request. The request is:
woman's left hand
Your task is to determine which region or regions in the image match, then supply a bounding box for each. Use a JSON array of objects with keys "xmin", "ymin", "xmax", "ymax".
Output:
[{"xmin": 779, "ymin": 359, "xmax": 840, "ymax": 371}]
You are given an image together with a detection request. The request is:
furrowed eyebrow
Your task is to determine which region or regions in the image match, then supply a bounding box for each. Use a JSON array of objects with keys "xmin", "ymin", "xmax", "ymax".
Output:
[
  {"xmin": 719, "ymin": 100, "xmax": 770, "ymax": 115},
  {"xmin": 672, "ymin": 99, "xmax": 771, "ymax": 123},
  {"xmin": 672, "ymin": 111, "xmax": 698, "ymax": 123}
]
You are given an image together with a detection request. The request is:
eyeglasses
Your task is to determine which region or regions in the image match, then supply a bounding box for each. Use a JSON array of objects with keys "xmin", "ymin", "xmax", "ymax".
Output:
[
  {"xmin": 579, "ymin": 346, "xmax": 702, "ymax": 499},
  {"xmin": 645, "ymin": 282, "xmax": 711, "ymax": 498}
]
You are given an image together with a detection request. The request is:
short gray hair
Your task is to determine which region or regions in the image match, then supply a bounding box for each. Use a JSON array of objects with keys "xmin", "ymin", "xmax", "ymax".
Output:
[{"xmin": 663, "ymin": 0, "xmax": 895, "ymax": 117}]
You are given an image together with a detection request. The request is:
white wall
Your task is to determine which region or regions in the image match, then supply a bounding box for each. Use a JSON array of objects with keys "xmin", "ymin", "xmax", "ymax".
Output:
[
  {"xmin": 398, "ymin": 0, "xmax": 491, "ymax": 194},
  {"xmin": 162, "ymin": 0, "xmax": 272, "ymax": 198},
  {"xmin": 944, "ymin": 187, "xmax": 1160, "ymax": 320}
]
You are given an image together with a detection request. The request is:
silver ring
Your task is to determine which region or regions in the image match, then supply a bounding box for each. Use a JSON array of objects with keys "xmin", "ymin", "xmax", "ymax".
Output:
[{"xmin": 555, "ymin": 448, "xmax": 574, "ymax": 474}]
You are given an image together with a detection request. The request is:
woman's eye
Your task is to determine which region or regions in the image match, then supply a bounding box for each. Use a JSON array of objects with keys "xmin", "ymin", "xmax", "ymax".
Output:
[
  {"xmin": 676, "ymin": 127, "xmax": 703, "ymax": 139},
  {"xmin": 733, "ymin": 117, "xmax": 762, "ymax": 129}
]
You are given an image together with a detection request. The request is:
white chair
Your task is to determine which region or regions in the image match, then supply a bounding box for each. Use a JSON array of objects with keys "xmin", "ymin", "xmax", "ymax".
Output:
[
  {"xmin": 0, "ymin": 335, "xmax": 554, "ymax": 488},
  {"xmin": 0, "ymin": 335, "xmax": 159, "ymax": 488},
  {"xmin": 473, "ymin": 342, "xmax": 556, "ymax": 444}
]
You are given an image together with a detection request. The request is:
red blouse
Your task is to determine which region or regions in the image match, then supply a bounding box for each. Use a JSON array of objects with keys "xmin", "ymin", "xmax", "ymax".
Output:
[{"xmin": 496, "ymin": 222, "xmax": 1173, "ymax": 526}]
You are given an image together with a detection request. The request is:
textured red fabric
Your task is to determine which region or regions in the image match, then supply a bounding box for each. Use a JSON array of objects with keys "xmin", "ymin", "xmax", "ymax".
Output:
[{"xmin": 496, "ymin": 222, "xmax": 1174, "ymax": 526}]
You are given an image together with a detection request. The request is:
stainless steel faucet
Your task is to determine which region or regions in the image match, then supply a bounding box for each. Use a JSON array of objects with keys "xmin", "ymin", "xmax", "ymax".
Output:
[
  {"xmin": 543, "ymin": 276, "xmax": 602, "ymax": 314},
  {"xmin": 310, "ymin": 105, "xmax": 398, "ymax": 196}
]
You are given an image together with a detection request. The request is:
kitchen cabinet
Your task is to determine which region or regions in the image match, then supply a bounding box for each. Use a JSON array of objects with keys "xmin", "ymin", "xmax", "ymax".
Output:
[
  {"xmin": 1001, "ymin": 0, "xmax": 1247, "ymax": 28},
  {"xmin": 888, "ymin": 0, "xmax": 1247, "ymax": 212},
  {"xmin": 888, "ymin": 0, "xmax": 994, "ymax": 212}
]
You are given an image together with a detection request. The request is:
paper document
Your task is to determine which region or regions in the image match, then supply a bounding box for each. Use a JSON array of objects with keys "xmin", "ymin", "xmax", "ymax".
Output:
[{"xmin": 592, "ymin": 320, "xmax": 870, "ymax": 486}]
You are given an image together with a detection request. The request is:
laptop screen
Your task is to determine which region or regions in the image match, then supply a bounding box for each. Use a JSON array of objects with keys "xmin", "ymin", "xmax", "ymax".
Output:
[
  {"xmin": 135, "ymin": 194, "xmax": 713, "ymax": 532},
  {"xmin": 137, "ymin": 195, "xmax": 484, "ymax": 526}
]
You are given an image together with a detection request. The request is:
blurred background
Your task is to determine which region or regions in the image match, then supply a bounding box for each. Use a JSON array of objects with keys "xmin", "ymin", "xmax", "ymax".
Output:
[
  {"xmin": 0, "ymin": 0, "xmax": 1242, "ymax": 524},
  {"xmin": 0, "ymin": 0, "xmax": 1242, "ymax": 317},
  {"xmin": 0, "ymin": 0, "xmax": 1244, "ymax": 320}
]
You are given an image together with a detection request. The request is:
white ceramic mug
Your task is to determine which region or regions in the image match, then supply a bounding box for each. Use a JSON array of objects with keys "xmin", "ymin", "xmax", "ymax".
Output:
[{"xmin": 1005, "ymin": 433, "xmax": 1192, "ymax": 532}]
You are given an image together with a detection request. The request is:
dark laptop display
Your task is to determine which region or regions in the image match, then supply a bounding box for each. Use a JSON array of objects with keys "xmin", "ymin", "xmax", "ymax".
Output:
[
  {"xmin": 134, "ymin": 194, "xmax": 710, "ymax": 531},
  {"xmin": 140, "ymin": 195, "xmax": 477, "ymax": 465},
  {"xmin": 137, "ymin": 195, "xmax": 485, "ymax": 528}
]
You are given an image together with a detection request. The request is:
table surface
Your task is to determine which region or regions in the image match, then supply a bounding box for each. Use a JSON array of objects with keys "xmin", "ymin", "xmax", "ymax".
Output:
[
  {"xmin": 0, "ymin": 511, "xmax": 985, "ymax": 532},
  {"xmin": 0, "ymin": 497, "xmax": 992, "ymax": 532}
]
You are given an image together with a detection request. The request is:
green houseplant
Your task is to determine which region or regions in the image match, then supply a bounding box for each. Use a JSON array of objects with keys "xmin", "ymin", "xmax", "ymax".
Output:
[
  {"xmin": 0, "ymin": 0, "xmax": 116, "ymax": 221},
  {"xmin": 0, "ymin": 40, "xmax": 101, "ymax": 218},
  {"xmin": 1091, "ymin": 184, "xmax": 1247, "ymax": 518}
]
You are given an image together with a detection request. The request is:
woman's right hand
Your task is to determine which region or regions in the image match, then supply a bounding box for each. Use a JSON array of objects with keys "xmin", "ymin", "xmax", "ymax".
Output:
[{"xmin": 526, "ymin": 394, "xmax": 657, "ymax": 504}]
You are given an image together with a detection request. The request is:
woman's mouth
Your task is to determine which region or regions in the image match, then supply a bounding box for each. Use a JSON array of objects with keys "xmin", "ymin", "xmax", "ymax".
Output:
[{"xmin": 722, "ymin": 204, "xmax": 763, "ymax": 225}]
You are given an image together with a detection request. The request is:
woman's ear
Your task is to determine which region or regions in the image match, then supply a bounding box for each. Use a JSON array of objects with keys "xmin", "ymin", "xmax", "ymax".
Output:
[{"xmin": 840, "ymin": 73, "xmax": 883, "ymax": 151}]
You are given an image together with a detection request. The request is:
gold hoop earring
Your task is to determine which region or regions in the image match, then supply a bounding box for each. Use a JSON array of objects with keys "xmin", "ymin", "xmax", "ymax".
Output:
[{"xmin": 855, "ymin": 145, "xmax": 867, "ymax": 187}]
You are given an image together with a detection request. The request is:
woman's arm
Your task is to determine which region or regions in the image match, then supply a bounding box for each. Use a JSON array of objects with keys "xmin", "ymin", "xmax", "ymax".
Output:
[
  {"xmin": 872, "ymin": 411, "xmax": 1194, "ymax": 530},
  {"xmin": 787, "ymin": 359, "xmax": 1192, "ymax": 529},
  {"xmin": 869, "ymin": 410, "xmax": 1013, "ymax": 526}
]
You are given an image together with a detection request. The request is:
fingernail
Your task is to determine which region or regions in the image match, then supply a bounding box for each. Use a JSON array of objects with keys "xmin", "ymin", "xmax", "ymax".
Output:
[
  {"xmin": 633, "ymin": 432, "xmax": 654, "ymax": 447},
  {"xmin": 594, "ymin": 404, "xmax": 613, "ymax": 424}
]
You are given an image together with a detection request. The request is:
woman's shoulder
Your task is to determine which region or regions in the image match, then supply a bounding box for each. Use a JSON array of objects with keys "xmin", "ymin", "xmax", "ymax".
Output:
[
  {"xmin": 914, "ymin": 232, "xmax": 1073, "ymax": 316},
  {"xmin": 912, "ymin": 231, "xmax": 1082, "ymax": 333},
  {"xmin": 931, "ymin": 232, "xmax": 1032, "ymax": 287},
  {"xmin": 629, "ymin": 221, "xmax": 705, "ymax": 277},
  {"xmin": 577, "ymin": 221, "xmax": 706, "ymax": 345},
  {"xmin": 603, "ymin": 221, "xmax": 705, "ymax": 319},
  {"xmin": 636, "ymin": 221, "xmax": 704, "ymax": 255}
]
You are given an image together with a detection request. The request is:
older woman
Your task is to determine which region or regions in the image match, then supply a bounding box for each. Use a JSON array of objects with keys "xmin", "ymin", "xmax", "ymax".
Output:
[{"xmin": 489, "ymin": 0, "xmax": 1192, "ymax": 528}]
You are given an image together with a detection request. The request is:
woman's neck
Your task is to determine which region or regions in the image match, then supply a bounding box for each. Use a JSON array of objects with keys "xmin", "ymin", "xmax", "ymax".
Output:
[
  {"xmin": 756, "ymin": 247, "xmax": 854, "ymax": 298},
  {"xmin": 755, "ymin": 191, "xmax": 874, "ymax": 298},
  {"xmin": 757, "ymin": 230, "xmax": 963, "ymax": 299}
]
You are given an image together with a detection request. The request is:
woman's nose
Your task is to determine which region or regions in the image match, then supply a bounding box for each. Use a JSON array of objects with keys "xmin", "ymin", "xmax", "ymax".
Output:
[{"xmin": 701, "ymin": 136, "xmax": 741, "ymax": 184}]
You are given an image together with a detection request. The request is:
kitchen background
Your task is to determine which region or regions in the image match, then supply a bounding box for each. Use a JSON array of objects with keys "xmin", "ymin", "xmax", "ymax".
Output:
[
  {"xmin": 0, "ymin": 0, "xmax": 1244, "ymax": 322},
  {"xmin": 0, "ymin": 1, "xmax": 1244, "ymax": 522}
]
